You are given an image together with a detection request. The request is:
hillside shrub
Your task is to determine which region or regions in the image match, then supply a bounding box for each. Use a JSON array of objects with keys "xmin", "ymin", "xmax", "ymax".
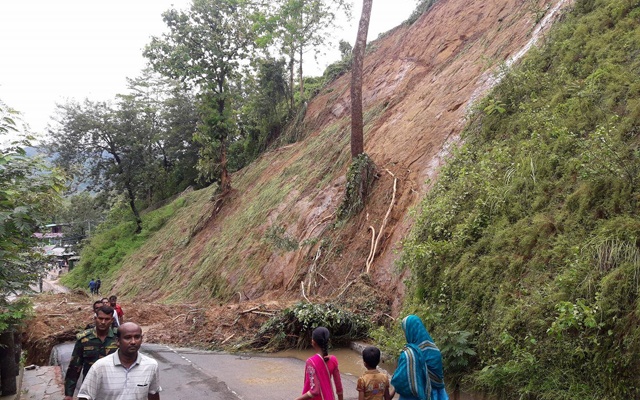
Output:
[
  {"xmin": 337, "ymin": 154, "xmax": 377, "ymax": 220},
  {"xmin": 252, "ymin": 302, "xmax": 371, "ymax": 351}
]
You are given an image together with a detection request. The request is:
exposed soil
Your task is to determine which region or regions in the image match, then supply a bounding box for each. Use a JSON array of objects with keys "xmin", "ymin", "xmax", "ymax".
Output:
[
  {"xmin": 23, "ymin": 275, "xmax": 392, "ymax": 366},
  {"xmin": 23, "ymin": 290, "xmax": 272, "ymax": 365},
  {"xmin": 24, "ymin": 0, "xmax": 573, "ymax": 363},
  {"xmin": 110, "ymin": 0, "xmax": 569, "ymax": 309}
]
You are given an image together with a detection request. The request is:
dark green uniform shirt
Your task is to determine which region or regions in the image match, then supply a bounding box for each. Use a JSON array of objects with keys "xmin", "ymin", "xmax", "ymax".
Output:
[{"xmin": 63, "ymin": 327, "xmax": 118, "ymax": 396}]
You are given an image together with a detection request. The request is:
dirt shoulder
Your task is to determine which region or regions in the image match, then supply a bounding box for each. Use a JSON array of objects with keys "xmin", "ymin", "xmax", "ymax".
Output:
[{"xmin": 23, "ymin": 276, "xmax": 391, "ymax": 366}]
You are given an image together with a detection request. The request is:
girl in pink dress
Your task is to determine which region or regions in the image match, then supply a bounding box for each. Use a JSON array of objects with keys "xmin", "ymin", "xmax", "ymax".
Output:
[{"xmin": 295, "ymin": 327, "xmax": 344, "ymax": 400}]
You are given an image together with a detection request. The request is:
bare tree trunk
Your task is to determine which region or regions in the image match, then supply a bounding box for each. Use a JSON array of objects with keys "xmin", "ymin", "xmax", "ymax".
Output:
[
  {"xmin": 125, "ymin": 182, "xmax": 143, "ymax": 233},
  {"xmin": 350, "ymin": 0, "xmax": 373, "ymax": 158},
  {"xmin": 112, "ymin": 152, "xmax": 143, "ymax": 233},
  {"xmin": 220, "ymin": 140, "xmax": 231, "ymax": 194},
  {"xmin": 289, "ymin": 52, "xmax": 295, "ymax": 110},
  {"xmin": 217, "ymin": 92, "xmax": 231, "ymax": 195},
  {"xmin": 299, "ymin": 44, "xmax": 304, "ymax": 98}
]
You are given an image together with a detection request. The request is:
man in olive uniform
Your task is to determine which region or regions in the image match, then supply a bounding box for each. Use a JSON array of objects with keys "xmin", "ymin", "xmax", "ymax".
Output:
[{"xmin": 64, "ymin": 305, "xmax": 118, "ymax": 400}]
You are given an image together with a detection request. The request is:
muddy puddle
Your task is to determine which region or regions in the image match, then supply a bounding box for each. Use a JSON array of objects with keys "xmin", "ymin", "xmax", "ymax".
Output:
[{"xmin": 267, "ymin": 347, "xmax": 396, "ymax": 377}]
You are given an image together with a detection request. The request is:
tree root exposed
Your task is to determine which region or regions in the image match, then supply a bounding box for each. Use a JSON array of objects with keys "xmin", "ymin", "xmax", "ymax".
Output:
[{"xmin": 366, "ymin": 169, "xmax": 397, "ymax": 274}]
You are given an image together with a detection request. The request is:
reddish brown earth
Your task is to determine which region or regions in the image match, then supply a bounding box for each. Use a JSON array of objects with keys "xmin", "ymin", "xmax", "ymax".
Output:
[
  {"xmin": 216, "ymin": 0, "xmax": 570, "ymax": 306},
  {"xmin": 25, "ymin": 0, "xmax": 572, "ymax": 359}
]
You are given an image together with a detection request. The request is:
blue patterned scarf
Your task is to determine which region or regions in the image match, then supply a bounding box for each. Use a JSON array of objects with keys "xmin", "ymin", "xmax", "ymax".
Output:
[{"xmin": 391, "ymin": 315, "xmax": 447, "ymax": 400}]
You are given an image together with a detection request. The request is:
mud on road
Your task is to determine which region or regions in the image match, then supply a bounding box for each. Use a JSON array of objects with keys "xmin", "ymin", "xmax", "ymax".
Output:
[{"xmin": 23, "ymin": 290, "xmax": 287, "ymax": 366}]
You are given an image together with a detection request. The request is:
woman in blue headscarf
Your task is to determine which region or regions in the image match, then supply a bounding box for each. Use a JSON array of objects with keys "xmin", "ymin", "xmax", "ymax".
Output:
[{"xmin": 390, "ymin": 315, "xmax": 449, "ymax": 400}]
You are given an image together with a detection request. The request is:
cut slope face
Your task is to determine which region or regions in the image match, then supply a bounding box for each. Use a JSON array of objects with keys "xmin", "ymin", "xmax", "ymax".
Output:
[{"xmin": 114, "ymin": 0, "xmax": 569, "ymax": 306}]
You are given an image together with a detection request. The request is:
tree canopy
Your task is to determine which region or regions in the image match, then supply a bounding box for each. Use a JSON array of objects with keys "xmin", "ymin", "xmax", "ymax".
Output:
[
  {"xmin": 46, "ymin": 73, "xmax": 199, "ymax": 233},
  {"xmin": 144, "ymin": 0, "xmax": 259, "ymax": 193},
  {"xmin": 0, "ymin": 100, "xmax": 65, "ymax": 331}
]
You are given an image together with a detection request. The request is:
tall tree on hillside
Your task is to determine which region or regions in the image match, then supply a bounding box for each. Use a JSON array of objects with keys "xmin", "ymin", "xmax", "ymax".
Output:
[
  {"xmin": 271, "ymin": 0, "xmax": 351, "ymax": 105},
  {"xmin": 350, "ymin": 0, "xmax": 373, "ymax": 158},
  {"xmin": 144, "ymin": 0, "xmax": 258, "ymax": 194},
  {"xmin": 121, "ymin": 70, "xmax": 200, "ymax": 199},
  {"xmin": 336, "ymin": 0, "xmax": 375, "ymax": 224},
  {"xmin": 240, "ymin": 57, "xmax": 290, "ymax": 156}
]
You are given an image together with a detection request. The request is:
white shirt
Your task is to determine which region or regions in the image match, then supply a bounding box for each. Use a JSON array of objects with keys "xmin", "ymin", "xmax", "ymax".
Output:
[{"xmin": 78, "ymin": 350, "xmax": 162, "ymax": 400}]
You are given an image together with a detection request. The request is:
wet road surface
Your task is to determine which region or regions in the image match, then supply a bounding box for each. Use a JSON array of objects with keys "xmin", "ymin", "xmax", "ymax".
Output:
[{"xmin": 55, "ymin": 342, "xmax": 359, "ymax": 399}]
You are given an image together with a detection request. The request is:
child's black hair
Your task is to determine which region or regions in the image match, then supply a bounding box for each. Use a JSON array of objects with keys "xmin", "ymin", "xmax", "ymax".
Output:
[
  {"xmin": 362, "ymin": 346, "xmax": 381, "ymax": 369},
  {"xmin": 312, "ymin": 327, "xmax": 331, "ymax": 362}
]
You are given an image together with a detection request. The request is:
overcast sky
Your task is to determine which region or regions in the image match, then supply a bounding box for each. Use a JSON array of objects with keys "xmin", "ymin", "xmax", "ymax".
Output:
[{"xmin": 0, "ymin": 0, "xmax": 416, "ymax": 139}]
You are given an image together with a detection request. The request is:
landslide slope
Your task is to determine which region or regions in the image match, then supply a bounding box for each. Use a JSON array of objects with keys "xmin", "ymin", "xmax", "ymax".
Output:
[{"xmin": 111, "ymin": 0, "xmax": 568, "ymax": 306}]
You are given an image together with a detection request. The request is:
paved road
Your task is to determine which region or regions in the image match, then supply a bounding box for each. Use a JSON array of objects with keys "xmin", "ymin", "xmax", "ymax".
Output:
[{"xmin": 54, "ymin": 343, "xmax": 359, "ymax": 400}]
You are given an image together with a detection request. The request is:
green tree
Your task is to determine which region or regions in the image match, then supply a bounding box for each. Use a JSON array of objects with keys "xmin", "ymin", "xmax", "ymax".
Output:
[
  {"xmin": 47, "ymin": 72, "xmax": 199, "ymax": 233},
  {"xmin": 350, "ymin": 0, "xmax": 372, "ymax": 158},
  {"xmin": 270, "ymin": 0, "xmax": 351, "ymax": 106},
  {"xmin": 53, "ymin": 192, "xmax": 106, "ymax": 240},
  {"xmin": 48, "ymin": 99, "xmax": 144, "ymax": 232},
  {"xmin": 0, "ymin": 100, "xmax": 65, "ymax": 331},
  {"xmin": 239, "ymin": 57, "xmax": 290, "ymax": 157},
  {"xmin": 120, "ymin": 70, "xmax": 200, "ymax": 199},
  {"xmin": 144, "ymin": 0, "xmax": 258, "ymax": 194}
]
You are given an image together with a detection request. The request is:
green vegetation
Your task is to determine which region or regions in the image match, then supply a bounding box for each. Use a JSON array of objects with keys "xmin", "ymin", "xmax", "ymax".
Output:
[
  {"xmin": 398, "ymin": 1, "xmax": 640, "ymax": 398},
  {"xmin": 264, "ymin": 225, "xmax": 299, "ymax": 251},
  {"xmin": 60, "ymin": 196, "xmax": 188, "ymax": 289},
  {"xmin": 337, "ymin": 153, "xmax": 376, "ymax": 220},
  {"xmin": 404, "ymin": 0, "xmax": 439, "ymax": 26},
  {"xmin": 0, "ymin": 100, "xmax": 65, "ymax": 332},
  {"xmin": 252, "ymin": 302, "xmax": 371, "ymax": 350}
]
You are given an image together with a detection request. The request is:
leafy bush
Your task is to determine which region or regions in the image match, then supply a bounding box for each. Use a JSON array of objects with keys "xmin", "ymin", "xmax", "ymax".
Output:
[
  {"xmin": 337, "ymin": 153, "xmax": 377, "ymax": 220},
  {"xmin": 252, "ymin": 302, "xmax": 371, "ymax": 351}
]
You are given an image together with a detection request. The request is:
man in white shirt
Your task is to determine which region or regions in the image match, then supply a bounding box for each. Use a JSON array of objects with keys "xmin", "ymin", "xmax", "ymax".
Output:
[{"xmin": 78, "ymin": 322, "xmax": 161, "ymax": 400}]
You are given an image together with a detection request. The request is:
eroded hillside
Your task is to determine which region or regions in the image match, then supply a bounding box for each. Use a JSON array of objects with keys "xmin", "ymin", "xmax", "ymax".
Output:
[{"xmin": 111, "ymin": 0, "xmax": 570, "ymax": 309}]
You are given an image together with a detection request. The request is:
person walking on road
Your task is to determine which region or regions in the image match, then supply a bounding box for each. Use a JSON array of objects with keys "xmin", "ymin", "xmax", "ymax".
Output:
[
  {"xmin": 295, "ymin": 326, "xmax": 344, "ymax": 400},
  {"xmin": 95, "ymin": 278, "xmax": 101, "ymax": 296},
  {"xmin": 84, "ymin": 300, "xmax": 105, "ymax": 330},
  {"xmin": 64, "ymin": 305, "xmax": 118, "ymax": 399},
  {"xmin": 109, "ymin": 295, "xmax": 124, "ymax": 324},
  {"xmin": 88, "ymin": 278, "xmax": 96, "ymax": 295},
  {"xmin": 390, "ymin": 315, "xmax": 449, "ymax": 400},
  {"xmin": 78, "ymin": 322, "xmax": 162, "ymax": 400},
  {"xmin": 357, "ymin": 346, "xmax": 393, "ymax": 400}
]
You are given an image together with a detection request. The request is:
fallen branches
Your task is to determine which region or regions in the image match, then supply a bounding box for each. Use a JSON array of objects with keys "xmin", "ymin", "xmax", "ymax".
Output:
[{"xmin": 240, "ymin": 306, "xmax": 276, "ymax": 316}]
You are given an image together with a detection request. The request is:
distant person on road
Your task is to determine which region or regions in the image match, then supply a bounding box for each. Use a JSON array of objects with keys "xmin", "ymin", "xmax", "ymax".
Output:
[
  {"xmin": 109, "ymin": 295, "xmax": 124, "ymax": 324},
  {"xmin": 95, "ymin": 278, "xmax": 101, "ymax": 296},
  {"xmin": 64, "ymin": 305, "xmax": 118, "ymax": 400},
  {"xmin": 88, "ymin": 278, "xmax": 96, "ymax": 295},
  {"xmin": 295, "ymin": 326, "xmax": 344, "ymax": 400},
  {"xmin": 357, "ymin": 346, "xmax": 393, "ymax": 400},
  {"xmin": 390, "ymin": 315, "xmax": 449, "ymax": 400},
  {"xmin": 78, "ymin": 322, "xmax": 162, "ymax": 400}
]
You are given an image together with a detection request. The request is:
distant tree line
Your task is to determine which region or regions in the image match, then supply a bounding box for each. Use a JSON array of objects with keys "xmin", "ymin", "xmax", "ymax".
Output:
[{"xmin": 46, "ymin": 0, "xmax": 351, "ymax": 233}]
